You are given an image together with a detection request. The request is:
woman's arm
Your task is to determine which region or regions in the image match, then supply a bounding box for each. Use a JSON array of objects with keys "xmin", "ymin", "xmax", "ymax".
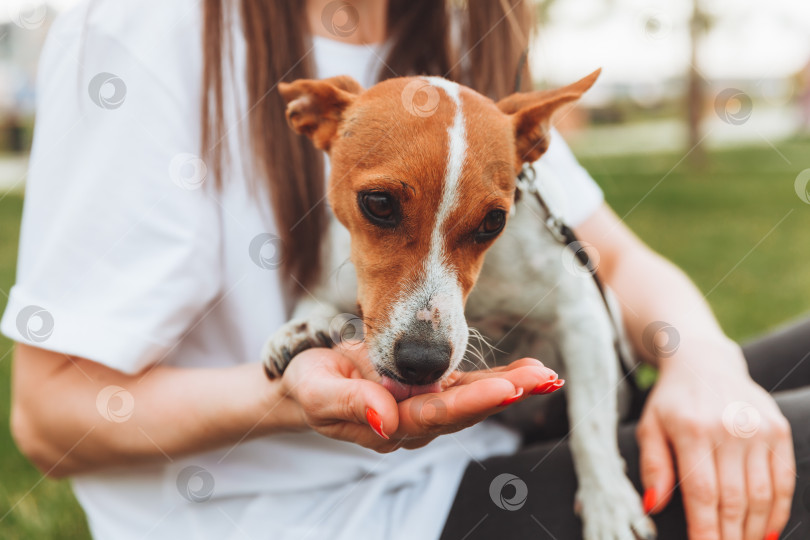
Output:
[
  {"xmin": 577, "ymin": 203, "xmax": 795, "ymax": 540},
  {"xmin": 10, "ymin": 344, "xmax": 305, "ymax": 477},
  {"xmin": 11, "ymin": 343, "xmax": 557, "ymax": 478}
]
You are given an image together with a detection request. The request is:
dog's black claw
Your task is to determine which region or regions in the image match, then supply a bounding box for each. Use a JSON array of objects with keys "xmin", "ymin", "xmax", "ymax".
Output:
[
  {"xmin": 263, "ymin": 362, "xmax": 277, "ymax": 380},
  {"xmin": 281, "ymin": 347, "xmax": 292, "ymax": 366},
  {"xmin": 316, "ymin": 331, "xmax": 332, "ymax": 348},
  {"xmin": 291, "ymin": 340, "xmax": 312, "ymax": 357}
]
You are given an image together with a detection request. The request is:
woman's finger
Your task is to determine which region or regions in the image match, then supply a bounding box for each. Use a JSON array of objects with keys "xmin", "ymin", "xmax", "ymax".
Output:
[
  {"xmin": 742, "ymin": 445, "xmax": 773, "ymax": 540},
  {"xmin": 396, "ymin": 376, "xmax": 519, "ymax": 435},
  {"xmin": 765, "ymin": 429, "xmax": 796, "ymax": 539},
  {"xmin": 673, "ymin": 436, "xmax": 721, "ymax": 540},
  {"xmin": 451, "ymin": 360, "xmax": 558, "ymax": 393},
  {"xmin": 636, "ymin": 414, "xmax": 677, "ymax": 513},
  {"xmin": 285, "ymin": 348, "xmax": 400, "ymax": 437},
  {"xmin": 716, "ymin": 442, "xmax": 746, "ymax": 540}
]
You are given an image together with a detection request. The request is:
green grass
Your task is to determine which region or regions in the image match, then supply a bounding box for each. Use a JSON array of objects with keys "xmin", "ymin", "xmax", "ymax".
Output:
[
  {"xmin": 579, "ymin": 136, "xmax": 810, "ymax": 340},
  {"xmin": 0, "ymin": 138, "xmax": 808, "ymax": 537},
  {"xmin": 0, "ymin": 195, "xmax": 91, "ymax": 540}
]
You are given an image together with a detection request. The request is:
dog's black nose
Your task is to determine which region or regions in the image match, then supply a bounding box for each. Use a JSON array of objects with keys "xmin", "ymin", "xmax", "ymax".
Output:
[{"xmin": 394, "ymin": 339, "xmax": 451, "ymax": 386}]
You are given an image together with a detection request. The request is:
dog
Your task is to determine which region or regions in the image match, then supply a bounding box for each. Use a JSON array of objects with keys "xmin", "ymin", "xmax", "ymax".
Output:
[{"xmin": 261, "ymin": 71, "xmax": 657, "ymax": 540}]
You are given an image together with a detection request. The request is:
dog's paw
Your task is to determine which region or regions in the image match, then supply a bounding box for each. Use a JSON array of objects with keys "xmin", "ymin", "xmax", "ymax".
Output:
[
  {"xmin": 576, "ymin": 476, "xmax": 657, "ymax": 540},
  {"xmin": 261, "ymin": 318, "xmax": 333, "ymax": 378}
]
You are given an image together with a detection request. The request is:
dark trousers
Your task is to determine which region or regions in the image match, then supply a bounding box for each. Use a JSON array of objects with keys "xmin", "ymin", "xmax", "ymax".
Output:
[{"xmin": 440, "ymin": 317, "xmax": 810, "ymax": 539}]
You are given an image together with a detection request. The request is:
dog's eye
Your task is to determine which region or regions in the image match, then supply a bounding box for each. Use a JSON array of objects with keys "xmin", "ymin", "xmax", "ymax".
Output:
[
  {"xmin": 358, "ymin": 191, "xmax": 399, "ymax": 227},
  {"xmin": 475, "ymin": 210, "xmax": 506, "ymax": 241}
]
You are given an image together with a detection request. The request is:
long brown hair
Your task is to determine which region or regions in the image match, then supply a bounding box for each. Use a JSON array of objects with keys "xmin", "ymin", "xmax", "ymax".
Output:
[{"xmin": 201, "ymin": 0, "xmax": 534, "ymax": 295}]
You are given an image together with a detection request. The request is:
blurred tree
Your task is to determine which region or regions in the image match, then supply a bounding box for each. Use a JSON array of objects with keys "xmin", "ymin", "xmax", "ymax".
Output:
[{"xmin": 687, "ymin": 0, "xmax": 712, "ymax": 166}]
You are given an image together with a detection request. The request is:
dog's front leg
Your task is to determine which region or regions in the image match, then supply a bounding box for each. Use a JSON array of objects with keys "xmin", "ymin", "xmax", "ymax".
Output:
[
  {"xmin": 261, "ymin": 298, "xmax": 339, "ymax": 378},
  {"xmin": 558, "ymin": 300, "xmax": 657, "ymax": 540}
]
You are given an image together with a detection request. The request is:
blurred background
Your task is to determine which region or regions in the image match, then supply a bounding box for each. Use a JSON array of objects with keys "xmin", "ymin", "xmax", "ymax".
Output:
[{"xmin": 0, "ymin": 0, "xmax": 809, "ymax": 538}]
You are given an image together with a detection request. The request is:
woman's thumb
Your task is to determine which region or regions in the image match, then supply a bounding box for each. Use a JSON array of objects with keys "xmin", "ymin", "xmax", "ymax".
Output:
[{"xmin": 637, "ymin": 417, "xmax": 676, "ymax": 514}]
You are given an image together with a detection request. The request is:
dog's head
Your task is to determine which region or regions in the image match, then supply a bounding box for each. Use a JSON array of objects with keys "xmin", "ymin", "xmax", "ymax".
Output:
[{"xmin": 279, "ymin": 71, "xmax": 598, "ymax": 399}]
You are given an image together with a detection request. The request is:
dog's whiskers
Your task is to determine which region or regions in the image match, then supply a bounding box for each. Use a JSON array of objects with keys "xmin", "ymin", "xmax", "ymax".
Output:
[{"xmin": 464, "ymin": 327, "xmax": 502, "ymax": 371}]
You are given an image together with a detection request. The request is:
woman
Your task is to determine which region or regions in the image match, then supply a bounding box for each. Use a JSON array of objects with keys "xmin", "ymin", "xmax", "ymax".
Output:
[{"xmin": 4, "ymin": 0, "xmax": 807, "ymax": 538}]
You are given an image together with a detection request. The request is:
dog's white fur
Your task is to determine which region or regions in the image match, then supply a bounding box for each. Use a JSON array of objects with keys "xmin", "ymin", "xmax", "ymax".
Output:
[{"xmin": 262, "ymin": 78, "xmax": 656, "ymax": 540}]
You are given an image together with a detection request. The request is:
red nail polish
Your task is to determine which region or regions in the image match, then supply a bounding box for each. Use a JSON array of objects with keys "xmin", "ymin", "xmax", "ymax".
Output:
[
  {"xmin": 366, "ymin": 407, "xmax": 389, "ymax": 440},
  {"xmin": 643, "ymin": 488, "xmax": 657, "ymax": 514},
  {"xmin": 765, "ymin": 531, "xmax": 779, "ymax": 540},
  {"xmin": 551, "ymin": 379, "xmax": 565, "ymax": 389},
  {"xmin": 499, "ymin": 387, "xmax": 524, "ymax": 406},
  {"xmin": 530, "ymin": 381, "xmax": 555, "ymax": 394}
]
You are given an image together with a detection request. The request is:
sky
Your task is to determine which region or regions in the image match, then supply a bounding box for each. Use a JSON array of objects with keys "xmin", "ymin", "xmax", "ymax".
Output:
[{"xmin": 532, "ymin": 0, "xmax": 810, "ymax": 84}]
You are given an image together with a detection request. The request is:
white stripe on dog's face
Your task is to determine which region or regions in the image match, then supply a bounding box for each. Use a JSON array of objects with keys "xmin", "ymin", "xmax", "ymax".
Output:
[{"xmin": 371, "ymin": 78, "xmax": 470, "ymax": 380}]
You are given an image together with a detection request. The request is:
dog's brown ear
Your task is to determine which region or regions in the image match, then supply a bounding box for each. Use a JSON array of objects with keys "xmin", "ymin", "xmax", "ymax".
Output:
[
  {"xmin": 278, "ymin": 75, "xmax": 364, "ymax": 152},
  {"xmin": 496, "ymin": 69, "xmax": 600, "ymax": 166}
]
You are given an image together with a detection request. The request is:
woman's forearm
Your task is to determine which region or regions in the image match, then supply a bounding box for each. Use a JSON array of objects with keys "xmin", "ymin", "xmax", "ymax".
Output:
[
  {"xmin": 11, "ymin": 344, "xmax": 305, "ymax": 477},
  {"xmin": 577, "ymin": 205, "xmax": 744, "ymax": 371},
  {"xmin": 602, "ymin": 245, "xmax": 745, "ymax": 371}
]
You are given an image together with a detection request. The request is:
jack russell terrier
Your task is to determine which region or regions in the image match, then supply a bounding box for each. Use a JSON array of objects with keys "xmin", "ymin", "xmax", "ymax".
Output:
[{"xmin": 261, "ymin": 70, "xmax": 657, "ymax": 540}]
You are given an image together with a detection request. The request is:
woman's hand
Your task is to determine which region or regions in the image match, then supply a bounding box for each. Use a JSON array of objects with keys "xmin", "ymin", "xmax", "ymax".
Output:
[
  {"xmin": 279, "ymin": 344, "xmax": 560, "ymax": 452},
  {"xmin": 637, "ymin": 338, "xmax": 796, "ymax": 540}
]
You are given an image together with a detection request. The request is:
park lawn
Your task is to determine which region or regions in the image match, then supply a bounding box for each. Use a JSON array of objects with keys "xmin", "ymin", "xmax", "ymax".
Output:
[
  {"xmin": 0, "ymin": 137, "xmax": 808, "ymax": 538},
  {"xmin": 580, "ymin": 136, "xmax": 810, "ymax": 340}
]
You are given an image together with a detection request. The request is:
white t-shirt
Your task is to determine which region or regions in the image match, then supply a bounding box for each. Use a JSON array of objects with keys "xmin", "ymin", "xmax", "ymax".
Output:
[{"xmin": 0, "ymin": 1, "xmax": 604, "ymax": 539}]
